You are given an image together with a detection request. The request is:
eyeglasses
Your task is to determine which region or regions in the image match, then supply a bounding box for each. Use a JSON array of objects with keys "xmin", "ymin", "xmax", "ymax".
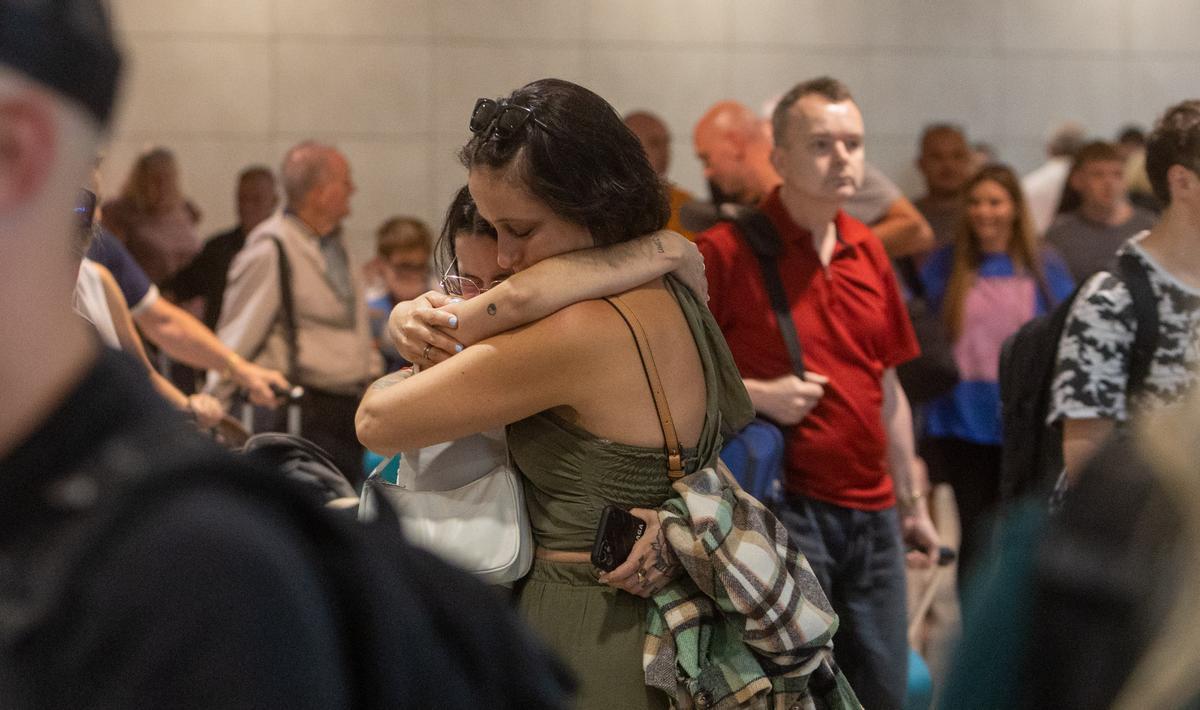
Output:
[
  {"xmin": 469, "ymin": 98, "xmax": 551, "ymax": 141},
  {"xmin": 439, "ymin": 260, "xmax": 508, "ymax": 299}
]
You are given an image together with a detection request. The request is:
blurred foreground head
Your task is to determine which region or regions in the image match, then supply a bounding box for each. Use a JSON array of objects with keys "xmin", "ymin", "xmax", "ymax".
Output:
[{"xmin": 0, "ymin": 0, "xmax": 122, "ymax": 280}]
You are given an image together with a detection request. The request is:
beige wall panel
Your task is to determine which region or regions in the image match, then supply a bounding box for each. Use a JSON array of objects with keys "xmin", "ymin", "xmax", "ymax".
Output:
[
  {"xmin": 274, "ymin": 41, "xmax": 432, "ymax": 135},
  {"xmin": 278, "ymin": 0, "xmax": 434, "ymax": 38},
  {"xmin": 999, "ymin": 0, "xmax": 1124, "ymax": 52},
  {"xmin": 111, "ymin": 0, "xmax": 273, "ymax": 35},
  {"xmin": 585, "ymin": 0, "xmax": 730, "ymax": 44},
  {"xmin": 113, "ymin": 37, "xmax": 272, "ymax": 135},
  {"xmin": 434, "ymin": 0, "xmax": 585, "ymax": 41}
]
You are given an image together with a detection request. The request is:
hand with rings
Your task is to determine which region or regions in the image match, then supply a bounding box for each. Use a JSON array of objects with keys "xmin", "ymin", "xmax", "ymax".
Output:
[
  {"xmin": 386, "ymin": 290, "xmax": 465, "ymax": 366},
  {"xmin": 596, "ymin": 508, "xmax": 682, "ymax": 598}
]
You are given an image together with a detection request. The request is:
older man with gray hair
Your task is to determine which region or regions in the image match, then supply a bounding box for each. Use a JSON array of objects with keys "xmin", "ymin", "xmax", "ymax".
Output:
[{"xmin": 215, "ymin": 141, "xmax": 382, "ymax": 480}]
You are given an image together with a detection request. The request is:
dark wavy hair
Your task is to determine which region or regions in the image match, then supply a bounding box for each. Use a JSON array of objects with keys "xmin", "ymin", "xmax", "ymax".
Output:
[
  {"xmin": 1146, "ymin": 100, "xmax": 1200, "ymax": 205},
  {"xmin": 459, "ymin": 78, "xmax": 669, "ymax": 247},
  {"xmin": 434, "ymin": 185, "xmax": 497, "ymax": 275}
]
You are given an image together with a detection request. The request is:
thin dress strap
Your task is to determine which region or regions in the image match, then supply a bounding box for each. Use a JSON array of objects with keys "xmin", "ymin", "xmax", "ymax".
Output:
[{"xmin": 602, "ymin": 295, "xmax": 685, "ymax": 481}]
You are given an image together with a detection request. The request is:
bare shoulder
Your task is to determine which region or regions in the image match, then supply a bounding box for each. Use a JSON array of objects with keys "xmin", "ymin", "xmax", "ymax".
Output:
[
  {"xmin": 493, "ymin": 298, "xmax": 628, "ymax": 358},
  {"xmin": 517, "ymin": 297, "xmax": 624, "ymax": 333},
  {"xmin": 477, "ymin": 281, "xmax": 683, "ymax": 364},
  {"xmin": 528, "ymin": 284, "xmax": 680, "ymax": 335}
]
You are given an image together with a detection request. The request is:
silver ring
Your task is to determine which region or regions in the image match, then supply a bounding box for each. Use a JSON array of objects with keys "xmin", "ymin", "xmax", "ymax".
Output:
[{"xmin": 422, "ymin": 343, "xmax": 433, "ymax": 361}]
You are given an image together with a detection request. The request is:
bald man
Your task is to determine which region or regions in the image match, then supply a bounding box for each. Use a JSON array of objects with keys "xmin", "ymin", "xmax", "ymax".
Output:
[
  {"xmin": 693, "ymin": 101, "xmax": 780, "ymax": 207},
  {"xmin": 215, "ymin": 141, "xmax": 382, "ymax": 481},
  {"xmin": 625, "ymin": 110, "xmax": 697, "ymax": 240},
  {"xmin": 694, "ymin": 100, "xmax": 933, "ymax": 257}
]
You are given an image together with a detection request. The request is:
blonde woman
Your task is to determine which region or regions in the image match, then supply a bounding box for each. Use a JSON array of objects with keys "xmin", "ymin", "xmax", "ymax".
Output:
[{"xmin": 102, "ymin": 147, "xmax": 201, "ymax": 284}]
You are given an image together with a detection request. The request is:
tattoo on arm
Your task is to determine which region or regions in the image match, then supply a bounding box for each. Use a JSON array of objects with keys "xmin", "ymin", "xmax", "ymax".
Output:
[
  {"xmin": 651, "ymin": 233, "xmax": 665, "ymax": 254},
  {"xmin": 487, "ymin": 303, "xmax": 497, "ymax": 316},
  {"xmin": 370, "ymin": 372, "xmax": 408, "ymax": 391}
]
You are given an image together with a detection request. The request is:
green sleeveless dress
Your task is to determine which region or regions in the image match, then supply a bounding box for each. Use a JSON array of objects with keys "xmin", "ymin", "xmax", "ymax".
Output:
[{"xmin": 508, "ymin": 278, "xmax": 753, "ymax": 710}]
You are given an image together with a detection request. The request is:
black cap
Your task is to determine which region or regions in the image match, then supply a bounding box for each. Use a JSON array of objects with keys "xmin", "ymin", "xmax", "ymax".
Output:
[{"xmin": 0, "ymin": 0, "xmax": 122, "ymax": 127}]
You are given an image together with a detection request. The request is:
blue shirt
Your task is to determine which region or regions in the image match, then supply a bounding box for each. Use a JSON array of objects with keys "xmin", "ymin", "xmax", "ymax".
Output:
[
  {"xmin": 86, "ymin": 227, "xmax": 157, "ymax": 313},
  {"xmin": 920, "ymin": 246, "xmax": 1075, "ymax": 444}
]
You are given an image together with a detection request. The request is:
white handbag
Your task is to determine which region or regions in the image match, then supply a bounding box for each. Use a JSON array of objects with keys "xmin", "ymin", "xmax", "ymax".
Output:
[{"xmin": 358, "ymin": 429, "xmax": 533, "ymax": 586}]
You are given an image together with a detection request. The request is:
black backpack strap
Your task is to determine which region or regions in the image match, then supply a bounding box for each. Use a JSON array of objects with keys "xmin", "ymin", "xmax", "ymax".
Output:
[
  {"xmin": 726, "ymin": 206, "xmax": 806, "ymax": 378},
  {"xmin": 269, "ymin": 236, "xmax": 300, "ymax": 383},
  {"xmin": 1117, "ymin": 251, "xmax": 1158, "ymax": 397}
]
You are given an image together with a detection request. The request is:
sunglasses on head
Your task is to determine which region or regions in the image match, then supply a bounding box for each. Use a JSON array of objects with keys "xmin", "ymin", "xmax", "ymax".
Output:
[{"xmin": 469, "ymin": 98, "xmax": 552, "ymax": 141}]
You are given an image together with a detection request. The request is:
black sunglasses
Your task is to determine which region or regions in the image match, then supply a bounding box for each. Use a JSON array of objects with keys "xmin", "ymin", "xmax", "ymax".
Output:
[{"xmin": 469, "ymin": 98, "xmax": 552, "ymax": 140}]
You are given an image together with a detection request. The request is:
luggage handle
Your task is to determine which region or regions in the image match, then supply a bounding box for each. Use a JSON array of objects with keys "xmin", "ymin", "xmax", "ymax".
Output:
[{"xmin": 239, "ymin": 384, "xmax": 306, "ymax": 437}]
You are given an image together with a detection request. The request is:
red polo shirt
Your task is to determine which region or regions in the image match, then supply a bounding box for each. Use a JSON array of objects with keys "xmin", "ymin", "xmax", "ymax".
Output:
[{"xmin": 697, "ymin": 188, "xmax": 919, "ymax": 510}]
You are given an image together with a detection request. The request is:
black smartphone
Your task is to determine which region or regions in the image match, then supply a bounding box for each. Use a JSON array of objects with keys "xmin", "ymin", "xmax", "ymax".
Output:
[{"xmin": 590, "ymin": 505, "xmax": 646, "ymax": 572}]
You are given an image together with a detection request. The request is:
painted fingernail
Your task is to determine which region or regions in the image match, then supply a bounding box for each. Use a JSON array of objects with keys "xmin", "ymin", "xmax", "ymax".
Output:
[
  {"xmin": 455, "ymin": 344, "xmax": 463, "ymax": 353},
  {"xmin": 448, "ymin": 315, "xmax": 458, "ymax": 328}
]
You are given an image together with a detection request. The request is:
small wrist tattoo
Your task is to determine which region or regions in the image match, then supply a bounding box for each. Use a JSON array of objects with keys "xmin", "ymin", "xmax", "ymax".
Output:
[
  {"xmin": 652, "ymin": 235, "xmax": 665, "ymax": 254},
  {"xmin": 486, "ymin": 303, "xmax": 497, "ymax": 316}
]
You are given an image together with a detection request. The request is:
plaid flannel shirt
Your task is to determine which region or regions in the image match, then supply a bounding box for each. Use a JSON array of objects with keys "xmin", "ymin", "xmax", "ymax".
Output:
[{"xmin": 644, "ymin": 462, "xmax": 861, "ymax": 710}]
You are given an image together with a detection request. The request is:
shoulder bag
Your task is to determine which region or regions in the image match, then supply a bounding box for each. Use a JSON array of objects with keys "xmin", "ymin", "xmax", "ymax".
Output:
[{"xmin": 358, "ymin": 428, "xmax": 533, "ymax": 586}]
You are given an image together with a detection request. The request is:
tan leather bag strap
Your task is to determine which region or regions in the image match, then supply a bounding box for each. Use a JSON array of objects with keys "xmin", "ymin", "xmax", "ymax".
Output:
[{"xmin": 603, "ymin": 295, "xmax": 684, "ymax": 480}]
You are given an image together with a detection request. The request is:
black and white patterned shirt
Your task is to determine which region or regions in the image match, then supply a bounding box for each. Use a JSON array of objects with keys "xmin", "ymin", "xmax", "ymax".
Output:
[{"xmin": 1049, "ymin": 232, "xmax": 1200, "ymax": 424}]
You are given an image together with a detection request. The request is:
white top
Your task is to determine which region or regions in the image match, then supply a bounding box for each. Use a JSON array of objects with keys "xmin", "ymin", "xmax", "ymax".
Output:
[
  {"xmin": 397, "ymin": 429, "xmax": 507, "ymax": 492},
  {"xmin": 1022, "ymin": 156, "xmax": 1072, "ymax": 235},
  {"xmin": 73, "ymin": 258, "xmax": 121, "ymax": 349}
]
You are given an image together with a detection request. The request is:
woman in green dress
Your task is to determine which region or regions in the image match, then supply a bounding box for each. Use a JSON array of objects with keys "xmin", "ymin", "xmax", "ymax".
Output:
[{"xmin": 357, "ymin": 78, "xmax": 751, "ymax": 709}]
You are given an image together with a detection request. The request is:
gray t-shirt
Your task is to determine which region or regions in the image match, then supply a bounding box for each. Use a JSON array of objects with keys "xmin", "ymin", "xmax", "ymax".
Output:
[
  {"xmin": 844, "ymin": 163, "xmax": 902, "ymax": 226},
  {"xmin": 1044, "ymin": 207, "xmax": 1158, "ymax": 282}
]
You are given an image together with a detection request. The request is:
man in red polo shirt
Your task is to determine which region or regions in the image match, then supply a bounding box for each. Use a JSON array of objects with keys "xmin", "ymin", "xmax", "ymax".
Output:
[{"xmin": 697, "ymin": 77, "xmax": 939, "ymax": 710}]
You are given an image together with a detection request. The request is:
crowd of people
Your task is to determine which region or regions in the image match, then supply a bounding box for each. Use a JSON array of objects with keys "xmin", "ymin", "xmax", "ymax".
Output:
[{"xmin": 4, "ymin": 1, "xmax": 1200, "ymax": 709}]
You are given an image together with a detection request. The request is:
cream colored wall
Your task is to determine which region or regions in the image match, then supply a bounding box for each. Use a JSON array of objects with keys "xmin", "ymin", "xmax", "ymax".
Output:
[{"xmin": 104, "ymin": 0, "xmax": 1200, "ymax": 261}]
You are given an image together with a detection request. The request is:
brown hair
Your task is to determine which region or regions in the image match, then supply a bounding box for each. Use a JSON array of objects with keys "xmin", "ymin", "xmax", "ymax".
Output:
[
  {"xmin": 1145, "ymin": 99, "xmax": 1200, "ymax": 205},
  {"xmin": 118, "ymin": 147, "xmax": 181, "ymax": 213},
  {"xmin": 1070, "ymin": 140, "xmax": 1122, "ymax": 173},
  {"xmin": 771, "ymin": 76, "xmax": 854, "ymax": 146},
  {"xmin": 942, "ymin": 164, "xmax": 1042, "ymax": 341},
  {"xmin": 918, "ymin": 122, "xmax": 966, "ymax": 151},
  {"xmin": 376, "ymin": 216, "xmax": 433, "ymax": 259},
  {"xmin": 459, "ymin": 78, "xmax": 668, "ymax": 248}
]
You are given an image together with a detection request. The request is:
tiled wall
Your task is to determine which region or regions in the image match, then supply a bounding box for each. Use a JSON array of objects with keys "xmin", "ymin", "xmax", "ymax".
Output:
[{"xmin": 104, "ymin": 0, "xmax": 1200, "ymax": 261}]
